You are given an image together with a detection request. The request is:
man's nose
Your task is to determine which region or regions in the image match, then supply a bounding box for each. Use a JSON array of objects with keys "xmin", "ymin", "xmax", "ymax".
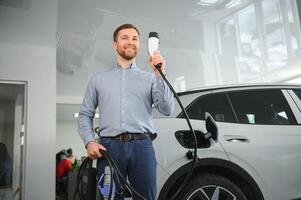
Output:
[{"xmin": 127, "ymin": 39, "xmax": 134, "ymax": 44}]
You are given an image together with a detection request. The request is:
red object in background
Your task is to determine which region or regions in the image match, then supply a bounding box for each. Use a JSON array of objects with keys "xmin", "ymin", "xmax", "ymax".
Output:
[{"xmin": 56, "ymin": 159, "xmax": 72, "ymax": 178}]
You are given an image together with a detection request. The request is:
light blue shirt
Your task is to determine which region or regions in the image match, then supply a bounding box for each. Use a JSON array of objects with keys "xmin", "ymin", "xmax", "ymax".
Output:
[{"xmin": 77, "ymin": 63, "xmax": 174, "ymax": 146}]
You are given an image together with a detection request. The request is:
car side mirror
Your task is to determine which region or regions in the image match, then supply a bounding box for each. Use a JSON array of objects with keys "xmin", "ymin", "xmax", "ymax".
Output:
[
  {"xmin": 205, "ymin": 112, "xmax": 218, "ymax": 142},
  {"xmin": 175, "ymin": 130, "xmax": 211, "ymax": 149}
]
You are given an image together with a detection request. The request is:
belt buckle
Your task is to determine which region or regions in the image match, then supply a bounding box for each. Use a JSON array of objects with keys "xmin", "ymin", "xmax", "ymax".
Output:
[{"xmin": 121, "ymin": 133, "xmax": 132, "ymax": 141}]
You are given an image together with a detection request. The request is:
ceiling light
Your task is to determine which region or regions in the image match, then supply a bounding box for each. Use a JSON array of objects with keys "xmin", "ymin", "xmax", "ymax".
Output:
[{"xmin": 197, "ymin": 0, "xmax": 219, "ymax": 6}]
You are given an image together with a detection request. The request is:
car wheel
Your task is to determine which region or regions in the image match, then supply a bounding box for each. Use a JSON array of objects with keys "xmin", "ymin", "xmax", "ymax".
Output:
[{"xmin": 178, "ymin": 173, "xmax": 248, "ymax": 200}]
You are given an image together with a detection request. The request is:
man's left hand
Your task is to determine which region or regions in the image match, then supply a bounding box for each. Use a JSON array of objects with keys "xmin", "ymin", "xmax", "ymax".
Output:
[{"xmin": 149, "ymin": 50, "xmax": 166, "ymax": 77}]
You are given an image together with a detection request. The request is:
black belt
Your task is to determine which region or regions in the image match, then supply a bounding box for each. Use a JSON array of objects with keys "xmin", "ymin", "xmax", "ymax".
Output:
[{"xmin": 104, "ymin": 132, "xmax": 149, "ymax": 142}]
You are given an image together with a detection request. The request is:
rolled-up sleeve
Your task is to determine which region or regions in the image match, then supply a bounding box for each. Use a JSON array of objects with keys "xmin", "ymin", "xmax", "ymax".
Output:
[
  {"xmin": 77, "ymin": 76, "xmax": 98, "ymax": 146},
  {"xmin": 151, "ymin": 74, "xmax": 174, "ymax": 116}
]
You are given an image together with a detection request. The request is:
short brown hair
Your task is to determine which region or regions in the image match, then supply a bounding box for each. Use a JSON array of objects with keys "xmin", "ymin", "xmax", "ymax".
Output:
[{"xmin": 113, "ymin": 24, "xmax": 140, "ymax": 42}]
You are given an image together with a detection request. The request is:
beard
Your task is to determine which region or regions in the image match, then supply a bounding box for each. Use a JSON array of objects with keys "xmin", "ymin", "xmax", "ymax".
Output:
[{"xmin": 117, "ymin": 45, "xmax": 138, "ymax": 60}]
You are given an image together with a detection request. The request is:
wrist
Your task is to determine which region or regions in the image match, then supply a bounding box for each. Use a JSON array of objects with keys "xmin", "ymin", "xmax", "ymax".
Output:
[{"xmin": 85, "ymin": 140, "xmax": 96, "ymax": 149}]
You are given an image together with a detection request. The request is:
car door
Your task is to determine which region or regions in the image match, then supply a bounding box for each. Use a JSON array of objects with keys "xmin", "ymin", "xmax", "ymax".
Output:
[{"xmin": 220, "ymin": 88, "xmax": 301, "ymax": 200}]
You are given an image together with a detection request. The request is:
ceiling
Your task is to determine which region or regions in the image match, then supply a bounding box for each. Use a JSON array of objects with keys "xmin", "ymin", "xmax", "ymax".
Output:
[
  {"xmin": 1, "ymin": 1, "xmax": 300, "ymax": 124},
  {"xmin": 0, "ymin": 0, "xmax": 57, "ymax": 46},
  {"xmin": 0, "ymin": 0, "xmax": 255, "ymax": 123},
  {"xmin": 0, "ymin": 0, "xmax": 31, "ymax": 9},
  {"xmin": 56, "ymin": 0, "xmax": 254, "ymax": 98},
  {"xmin": 56, "ymin": 0, "xmax": 255, "ymax": 122}
]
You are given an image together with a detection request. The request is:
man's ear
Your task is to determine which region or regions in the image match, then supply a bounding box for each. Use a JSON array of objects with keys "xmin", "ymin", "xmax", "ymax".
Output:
[{"xmin": 113, "ymin": 41, "xmax": 117, "ymax": 49}]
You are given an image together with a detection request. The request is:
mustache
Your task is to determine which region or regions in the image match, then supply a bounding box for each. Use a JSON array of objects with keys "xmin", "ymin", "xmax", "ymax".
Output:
[{"xmin": 124, "ymin": 44, "xmax": 137, "ymax": 50}]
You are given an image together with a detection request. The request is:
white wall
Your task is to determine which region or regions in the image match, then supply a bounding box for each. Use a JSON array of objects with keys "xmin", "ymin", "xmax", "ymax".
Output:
[
  {"xmin": 0, "ymin": 42, "xmax": 56, "ymax": 200},
  {"xmin": 0, "ymin": 1, "xmax": 57, "ymax": 199}
]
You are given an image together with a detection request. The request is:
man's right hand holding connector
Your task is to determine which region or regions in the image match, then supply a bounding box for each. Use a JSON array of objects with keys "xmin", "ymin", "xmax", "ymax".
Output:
[{"xmin": 86, "ymin": 141, "xmax": 107, "ymax": 160}]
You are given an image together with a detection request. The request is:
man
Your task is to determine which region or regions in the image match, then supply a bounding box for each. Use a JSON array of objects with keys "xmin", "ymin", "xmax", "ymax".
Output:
[{"xmin": 77, "ymin": 23, "xmax": 174, "ymax": 200}]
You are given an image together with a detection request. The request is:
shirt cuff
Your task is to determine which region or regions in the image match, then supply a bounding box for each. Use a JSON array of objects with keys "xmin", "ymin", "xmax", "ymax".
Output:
[{"xmin": 82, "ymin": 133, "xmax": 95, "ymax": 147}]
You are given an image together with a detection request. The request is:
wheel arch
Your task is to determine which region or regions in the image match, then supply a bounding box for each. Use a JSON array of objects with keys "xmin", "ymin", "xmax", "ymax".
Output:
[{"xmin": 158, "ymin": 158, "xmax": 264, "ymax": 200}]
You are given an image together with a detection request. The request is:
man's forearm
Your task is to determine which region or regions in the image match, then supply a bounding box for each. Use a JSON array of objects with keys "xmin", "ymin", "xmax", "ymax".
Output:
[
  {"xmin": 155, "ymin": 76, "xmax": 174, "ymax": 116},
  {"xmin": 77, "ymin": 113, "xmax": 95, "ymax": 146}
]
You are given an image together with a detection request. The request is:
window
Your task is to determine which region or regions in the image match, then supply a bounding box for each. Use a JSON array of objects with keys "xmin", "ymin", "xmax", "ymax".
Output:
[
  {"xmin": 228, "ymin": 89, "xmax": 297, "ymax": 125},
  {"xmin": 179, "ymin": 93, "xmax": 236, "ymax": 123},
  {"xmin": 218, "ymin": 17, "xmax": 238, "ymax": 56},
  {"xmin": 237, "ymin": 4, "xmax": 262, "ymax": 82},
  {"xmin": 287, "ymin": 0, "xmax": 300, "ymax": 54},
  {"xmin": 238, "ymin": 5, "xmax": 260, "ymax": 58},
  {"xmin": 263, "ymin": 0, "xmax": 288, "ymax": 62}
]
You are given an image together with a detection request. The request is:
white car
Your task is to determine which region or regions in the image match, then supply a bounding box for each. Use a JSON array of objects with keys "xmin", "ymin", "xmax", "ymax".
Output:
[{"xmin": 153, "ymin": 84, "xmax": 301, "ymax": 200}]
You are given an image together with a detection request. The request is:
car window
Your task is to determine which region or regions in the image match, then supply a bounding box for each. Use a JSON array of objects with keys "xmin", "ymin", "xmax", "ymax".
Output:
[
  {"xmin": 293, "ymin": 89, "xmax": 301, "ymax": 101},
  {"xmin": 180, "ymin": 93, "xmax": 236, "ymax": 123},
  {"xmin": 228, "ymin": 89, "xmax": 297, "ymax": 125}
]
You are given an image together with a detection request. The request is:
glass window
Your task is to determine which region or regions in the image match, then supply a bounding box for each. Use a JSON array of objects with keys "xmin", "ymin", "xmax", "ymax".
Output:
[
  {"xmin": 287, "ymin": 0, "xmax": 300, "ymax": 52},
  {"xmin": 237, "ymin": 4, "xmax": 262, "ymax": 82},
  {"xmin": 179, "ymin": 93, "xmax": 236, "ymax": 123},
  {"xmin": 263, "ymin": 0, "xmax": 288, "ymax": 62},
  {"xmin": 218, "ymin": 17, "xmax": 238, "ymax": 56},
  {"xmin": 238, "ymin": 5, "xmax": 260, "ymax": 58},
  {"xmin": 228, "ymin": 89, "xmax": 297, "ymax": 125}
]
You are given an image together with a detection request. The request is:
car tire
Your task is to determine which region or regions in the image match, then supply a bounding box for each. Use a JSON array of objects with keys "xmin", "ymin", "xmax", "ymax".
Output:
[{"xmin": 177, "ymin": 173, "xmax": 248, "ymax": 200}]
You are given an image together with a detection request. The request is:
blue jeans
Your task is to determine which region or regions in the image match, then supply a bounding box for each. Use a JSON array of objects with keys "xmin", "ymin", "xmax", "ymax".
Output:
[{"xmin": 97, "ymin": 137, "xmax": 157, "ymax": 200}]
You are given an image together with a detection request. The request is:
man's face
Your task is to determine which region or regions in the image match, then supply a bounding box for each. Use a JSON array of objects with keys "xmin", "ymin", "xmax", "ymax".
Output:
[{"xmin": 114, "ymin": 28, "xmax": 140, "ymax": 60}]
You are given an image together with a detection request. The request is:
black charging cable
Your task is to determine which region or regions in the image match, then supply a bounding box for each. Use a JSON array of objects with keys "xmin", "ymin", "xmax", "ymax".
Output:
[
  {"xmin": 72, "ymin": 156, "xmax": 91, "ymax": 200},
  {"xmin": 155, "ymin": 63, "xmax": 198, "ymax": 200},
  {"xmin": 73, "ymin": 149, "xmax": 146, "ymax": 200}
]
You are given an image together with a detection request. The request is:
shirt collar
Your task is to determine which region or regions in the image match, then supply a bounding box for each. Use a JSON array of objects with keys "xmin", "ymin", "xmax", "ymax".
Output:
[{"xmin": 116, "ymin": 62, "xmax": 137, "ymax": 69}]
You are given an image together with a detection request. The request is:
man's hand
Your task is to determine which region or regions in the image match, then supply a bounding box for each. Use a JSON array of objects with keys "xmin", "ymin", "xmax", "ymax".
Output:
[
  {"xmin": 149, "ymin": 50, "xmax": 166, "ymax": 77},
  {"xmin": 86, "ymin": 141, "xmax": 107, "ymax": 160}
]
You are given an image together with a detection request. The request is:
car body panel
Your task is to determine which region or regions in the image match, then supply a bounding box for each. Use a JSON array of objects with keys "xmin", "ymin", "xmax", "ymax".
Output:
[
  {"xmin": 153, "ymin": 118, "xmax": 229, "ymax": 198},
  {"xmin": 217, "ymin": 122, "xmax": 301, "ymax": 200},
  {"xmin": 154, "ymin": 84, "xmax": 301, "ymax": 200},
  {"xmin": 153, "ymin": 118, "xmax": 229, "ymax": 172}
]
